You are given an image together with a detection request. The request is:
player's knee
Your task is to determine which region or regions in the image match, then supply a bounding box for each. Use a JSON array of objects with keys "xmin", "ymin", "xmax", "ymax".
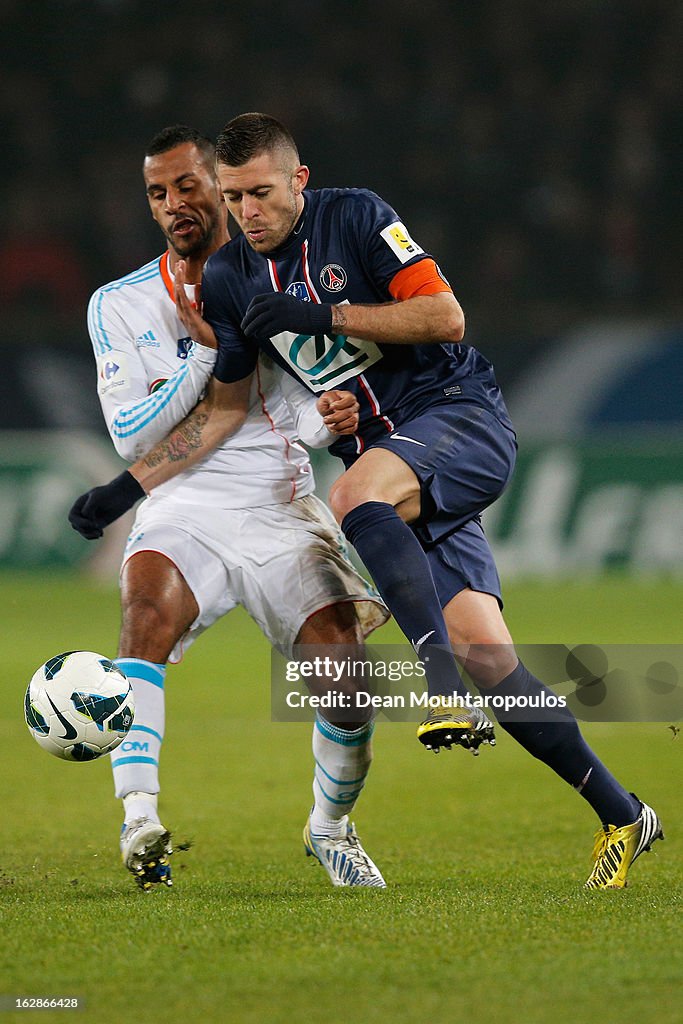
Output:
[
  {"xmin": 296, "ymin": 601, "xmax": 363, "ymax": 647},
  {"xmin": 329, "ymin": 475, "xmax": 399, "ymax": 525},
  {"xmin": 451, "ymin": 635, "xmax": 518, "ymax": 688},
  {"xmin": 328, "ymin": 476, "xmax": 360, "ymax": 524},
  {"xmin": 120, "ymin": 596, "xmax": 181, "ymax": 658}
]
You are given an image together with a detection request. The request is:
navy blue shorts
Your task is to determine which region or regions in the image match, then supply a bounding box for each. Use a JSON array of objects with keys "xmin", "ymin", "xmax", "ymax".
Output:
[
  {"xmin": 425, "ymin": 516, "xmax": 503, "ymax": 609},
  {"xmin": 369, "ymin": 404, "xmax": 517, "ymax": 546},
  {"xmin": 368, "ymin": 403, "xmax": 515, "ymax": 609}
]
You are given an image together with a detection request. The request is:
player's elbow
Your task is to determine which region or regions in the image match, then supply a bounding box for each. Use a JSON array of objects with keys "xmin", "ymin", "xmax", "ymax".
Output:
[
  {"xmin": 427, "ymin": 292, "xmax": 464, "ymax": 343},
  {"xmin": 442, "ymin": 298, "xmax": 465, "ymax": 343},
  {"xmin": 110, "ymin": 430, "xmax": 141, "ymax": 463},
  {"xmin": 451, "ymin": 307, "xmax": 465, "ymax": 342}
]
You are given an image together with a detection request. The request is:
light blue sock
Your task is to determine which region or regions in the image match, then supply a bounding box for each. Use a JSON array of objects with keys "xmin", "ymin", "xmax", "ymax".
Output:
[
  {"xmin": 111, "ymin": 659, "xmax": 165, "ymax": 806},
  {"xmin": 310, "ymin": 714, "xmax": 374, "ymax": 837}
]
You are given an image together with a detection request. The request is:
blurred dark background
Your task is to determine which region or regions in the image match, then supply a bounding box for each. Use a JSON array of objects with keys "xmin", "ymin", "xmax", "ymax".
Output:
[{"xmin": 3, "ymin": 0, "xmax": 681, "ymax": 342}]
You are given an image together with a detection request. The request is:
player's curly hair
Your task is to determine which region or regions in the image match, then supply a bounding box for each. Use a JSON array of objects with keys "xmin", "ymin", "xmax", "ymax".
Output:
[
  {"xmin": 145, "ymin": 125, "xmax": 215, "ymax": 167},
  {"xmin": 215, "ymin": 113, "xmax": 299, "ymax": 168}
]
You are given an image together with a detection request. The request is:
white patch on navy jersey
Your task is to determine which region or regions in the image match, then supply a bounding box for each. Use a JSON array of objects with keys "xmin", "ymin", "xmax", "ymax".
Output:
[
  {"xmin": 380, "ymin": 221, "xmax": 424, "ymax": 264},
  {"xmin": 268, "ymin": 330, "xmax": 383, "ymax": 394},
  {"xmin": 97, "ymin": 351, "xmax": 130, "ymax": 396}
]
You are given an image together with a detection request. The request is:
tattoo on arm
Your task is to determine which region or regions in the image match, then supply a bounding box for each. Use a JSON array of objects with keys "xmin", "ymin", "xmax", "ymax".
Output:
[
  {"xmin": 331, "ymin": 305, "xmax": 347, "ymax": 330},
  {"xmin": 143, "ymin": 411, "xmax": 209, "ymax": 468}
]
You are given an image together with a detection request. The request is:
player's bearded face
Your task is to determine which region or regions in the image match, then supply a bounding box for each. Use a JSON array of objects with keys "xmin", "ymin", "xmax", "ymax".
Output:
[
  {"xmin": 217, "ymin": 152, "xmax": 309, "ymax": 253},
  {"xmin": 144, "ymin": 143, "xmax": 225, "ymax": 259}
]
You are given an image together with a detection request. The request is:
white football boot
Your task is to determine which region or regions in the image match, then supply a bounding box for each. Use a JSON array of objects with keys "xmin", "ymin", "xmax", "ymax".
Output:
[
  {"xmin": 303, "ymin": 816, "xmax": 386, "ymax": 888},
  {"xmin": 120, "ymin": 817, "xmax": 172, "ymax": 891}
]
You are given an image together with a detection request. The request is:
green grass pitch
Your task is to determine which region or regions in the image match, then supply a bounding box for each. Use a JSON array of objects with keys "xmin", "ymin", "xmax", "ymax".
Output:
[{"xmin": 2, "ymin": 571, "xmax": 682, "ymax": 1023}]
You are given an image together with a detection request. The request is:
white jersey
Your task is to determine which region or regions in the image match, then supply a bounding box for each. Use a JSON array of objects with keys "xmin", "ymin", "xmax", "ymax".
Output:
[{"xmin": 87, "ymin": 251, "xmax": 333, "ymax": 508}]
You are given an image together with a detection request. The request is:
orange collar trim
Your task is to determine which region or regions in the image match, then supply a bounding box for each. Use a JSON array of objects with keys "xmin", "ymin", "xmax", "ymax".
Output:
[{"xmin": 159, "ymin": 251, "xmax": 175, "ymax": 303}]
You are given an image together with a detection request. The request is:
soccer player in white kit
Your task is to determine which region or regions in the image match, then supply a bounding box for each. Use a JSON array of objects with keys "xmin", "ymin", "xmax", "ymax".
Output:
[{"xmin": 82, "ymin": 126, "xmax": 388, "ymax": 890}]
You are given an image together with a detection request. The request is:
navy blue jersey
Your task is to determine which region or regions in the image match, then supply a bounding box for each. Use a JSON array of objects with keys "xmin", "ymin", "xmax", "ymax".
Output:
[{"xmin": 201, "ymin": 187, "xmax": 514, "ymax": 463}]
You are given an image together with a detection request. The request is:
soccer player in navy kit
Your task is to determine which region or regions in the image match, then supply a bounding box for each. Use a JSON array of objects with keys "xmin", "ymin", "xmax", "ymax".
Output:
[{"xmin": 71, "ymin": 113, "xmax": 662, "ymax": 889}]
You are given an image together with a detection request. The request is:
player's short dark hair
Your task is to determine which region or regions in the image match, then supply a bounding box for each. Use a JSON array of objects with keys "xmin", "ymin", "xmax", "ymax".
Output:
[
  {"xmin": 215, "ymin": 113, "xmax": 299, "ymax": 168},
  {"xmin": 145, "ymin": 125, "xmax": 215, "ymax": 167}
]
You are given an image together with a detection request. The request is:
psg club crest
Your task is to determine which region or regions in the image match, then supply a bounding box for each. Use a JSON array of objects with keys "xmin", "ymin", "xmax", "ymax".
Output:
[{"xmin": 320, "ymin": 264, "xmax": 347, "ymax": 293}]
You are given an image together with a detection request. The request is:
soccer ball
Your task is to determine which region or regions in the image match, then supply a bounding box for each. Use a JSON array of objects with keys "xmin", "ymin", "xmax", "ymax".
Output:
[{"xmin": 24, "ymin": 651, "xmax": 135, "ymax": 762}]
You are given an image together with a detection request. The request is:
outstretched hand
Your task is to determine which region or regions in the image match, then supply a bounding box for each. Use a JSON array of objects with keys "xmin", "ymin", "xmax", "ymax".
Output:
[
  {"xmin": 174, "ymin": 260, "xmax": 218, "ymax": 350},
  {"xmin": 68, "ymin": 471, "xmax": 146, "ymax": 540},
  {"xmin": 316, "ymin": 390, "xmax": 359, "ymax": 435}
]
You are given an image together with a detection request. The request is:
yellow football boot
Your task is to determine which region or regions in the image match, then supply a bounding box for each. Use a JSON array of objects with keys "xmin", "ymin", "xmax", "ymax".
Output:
[
  {"xmin": 417, "ymin": 700, "xmax": 496, "ymax": 754},
  {"xmin": 585, "ymin": 800, "xmax": 663, "ymax": 889}
]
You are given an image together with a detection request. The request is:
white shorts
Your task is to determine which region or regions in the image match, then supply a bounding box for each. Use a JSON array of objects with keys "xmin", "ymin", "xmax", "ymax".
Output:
[{"xmin": 121, "ymin": 493, "xmax": 388, "ymax": 662}]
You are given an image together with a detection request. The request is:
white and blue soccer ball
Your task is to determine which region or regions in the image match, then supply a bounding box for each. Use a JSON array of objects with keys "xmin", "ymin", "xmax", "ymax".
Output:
[{"xmin": 24, "ymin": 651, "xmax": 135, "ymax": 762}]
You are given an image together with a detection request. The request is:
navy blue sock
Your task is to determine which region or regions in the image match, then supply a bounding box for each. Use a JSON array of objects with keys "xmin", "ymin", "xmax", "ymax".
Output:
[
  {"xmin": 341, "ymin": 501, "xmax": 466, "ymax": 700},
  {"xmin": 488, "ymin": 662, "xmax": 640, "ymax": 826}
]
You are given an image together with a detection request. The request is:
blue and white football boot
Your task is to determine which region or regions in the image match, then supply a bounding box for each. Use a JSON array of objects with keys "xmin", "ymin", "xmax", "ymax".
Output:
[{"xmin": 303, "ymin": 816, "xmax": 386, "ymax": 888}]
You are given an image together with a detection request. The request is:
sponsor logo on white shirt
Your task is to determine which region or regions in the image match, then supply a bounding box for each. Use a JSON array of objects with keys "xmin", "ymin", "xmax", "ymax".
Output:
[
  {"xmin": 135, "ymin": 330, "xmax": 160, "ymax": 348},
  {"xmin": 96, "ymin": 352, "xmax": 129, "ymax": 396}
]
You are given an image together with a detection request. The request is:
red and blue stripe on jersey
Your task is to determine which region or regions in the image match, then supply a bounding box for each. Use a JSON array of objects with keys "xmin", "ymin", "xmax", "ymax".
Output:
[{"xmin": 202, "ymin": 187, "xmax": 512, "ymax": 465}]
